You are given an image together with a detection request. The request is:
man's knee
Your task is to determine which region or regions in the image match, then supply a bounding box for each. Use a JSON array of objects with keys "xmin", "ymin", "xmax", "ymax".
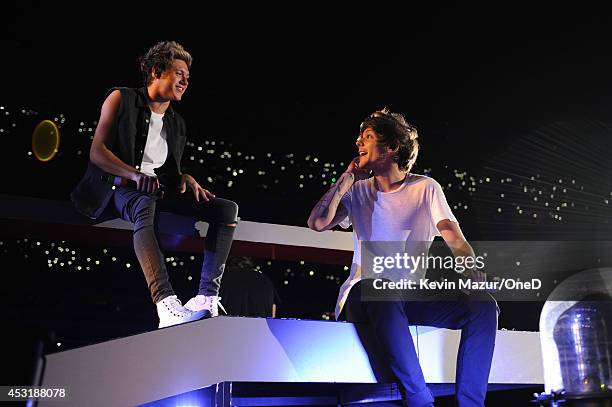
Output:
[
  {"xmin": 224, "ymin": 200, "xmax": 239, "ymax": 225},
  {"xmin": 211, "ymin": 198, "xmax": 239, "ymax": 225},
  {"xmin": 133, "ymin": 195, "xmax": 157, "ymax": 229}
]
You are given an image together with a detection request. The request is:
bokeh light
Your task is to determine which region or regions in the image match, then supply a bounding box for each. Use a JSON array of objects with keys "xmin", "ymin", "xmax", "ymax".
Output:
[{"xmin": 32, "ymin": 119, "xmax": 60, "ymax": 162}]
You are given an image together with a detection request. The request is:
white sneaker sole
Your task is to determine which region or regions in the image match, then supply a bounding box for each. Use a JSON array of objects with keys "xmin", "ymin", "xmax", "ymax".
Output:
[{"xmin": 158, "ymin": 310, "xmax": 208, "ymax": 328}]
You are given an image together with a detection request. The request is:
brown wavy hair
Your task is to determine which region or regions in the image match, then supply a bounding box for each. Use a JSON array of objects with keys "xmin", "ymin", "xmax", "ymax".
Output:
[{"xmin": 359, "ymin": 108, "xmax": 419, "ymax": 172}]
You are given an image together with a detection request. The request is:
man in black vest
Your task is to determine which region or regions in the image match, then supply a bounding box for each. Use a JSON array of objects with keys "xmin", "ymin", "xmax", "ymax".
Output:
[{"xmin": 71, "ymin": 41, "xmax": 238, "ymax": 328}]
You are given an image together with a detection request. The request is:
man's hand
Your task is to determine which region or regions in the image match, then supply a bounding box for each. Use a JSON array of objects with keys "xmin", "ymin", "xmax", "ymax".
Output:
[
  {"xmin": 344, "ymin": 156, "xmax": 371, "ymax": 182},
  {"xmin": 131, "ymin": 172, "xmax": 160, "ymax": 194},
  {"xmin": 462, "ymin": 268, "xmax": 487, "ymax": 283},
  {"xmin": 180, "ymin": 174, "xmax": 215, "ymax": 202}
]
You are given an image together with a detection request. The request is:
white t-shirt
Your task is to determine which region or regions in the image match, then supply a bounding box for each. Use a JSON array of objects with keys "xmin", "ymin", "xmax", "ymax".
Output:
[
  {"xmin": 139, "ymin": 111, "xmax": 168, "ymax": 177},
  {"xmin": 335, "ymin": 173, "xmax": 458, "ymax": 318}
]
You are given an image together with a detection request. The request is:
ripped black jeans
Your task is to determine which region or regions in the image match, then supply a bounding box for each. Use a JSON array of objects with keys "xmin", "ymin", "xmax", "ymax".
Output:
[{"xmin": 113, "ymin": 187, "xmax": 238, "ymax": 304}]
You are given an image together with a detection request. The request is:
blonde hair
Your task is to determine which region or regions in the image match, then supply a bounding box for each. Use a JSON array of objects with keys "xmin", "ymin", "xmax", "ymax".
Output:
[{"xmin": 139, "ymin": 41, "xmax": 192, "ymax": 86}]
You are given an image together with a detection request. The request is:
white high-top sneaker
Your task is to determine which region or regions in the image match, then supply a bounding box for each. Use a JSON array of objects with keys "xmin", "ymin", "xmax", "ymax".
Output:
[
  {"xmin": 156, "ymin": 295, "xmax": 205, "ymax": 328},
  {"xmin": 184, "ymin": 295, "xmax": 226, "ymax": 318}
]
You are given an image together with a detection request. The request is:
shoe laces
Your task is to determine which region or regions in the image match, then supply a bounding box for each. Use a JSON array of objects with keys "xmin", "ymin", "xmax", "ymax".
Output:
[
  {"xmin": 216, "ymin": 297, "xmax": 227, "ymax": 315},
  {"xmin": 204, "ymin": 295, "xmax": 226, "ymax": 315},
  {"xmin": 162, "ymin": 296, "xmax": 191, "ymax": 316}
]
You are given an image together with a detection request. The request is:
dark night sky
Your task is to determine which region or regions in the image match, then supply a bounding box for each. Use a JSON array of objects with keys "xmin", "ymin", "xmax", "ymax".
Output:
[{"xmin": 4, "ymin": 4, "xmax": 612, "ymax": 165}]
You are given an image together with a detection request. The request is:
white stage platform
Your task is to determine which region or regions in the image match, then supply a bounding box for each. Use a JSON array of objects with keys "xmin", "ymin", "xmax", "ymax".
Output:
[{"xmin": 37, "ymin": 316, "xmax": 542, "ymax": 407}]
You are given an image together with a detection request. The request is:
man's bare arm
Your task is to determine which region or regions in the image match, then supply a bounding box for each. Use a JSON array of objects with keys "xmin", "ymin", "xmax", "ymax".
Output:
[
  {"xmin": 90, "ymin": 90, "xmax": 138, "ymax": 179},
  {"xmin": 90, "ymin": 90, "xmax": 159, "ymax": 193},
  {"xmin": 307, "ymin": 171, "xmax": 354, "ymax": 232},
  {"xmin": 438, "ymin": 219, "xmax": 486, "ymax": 282}
]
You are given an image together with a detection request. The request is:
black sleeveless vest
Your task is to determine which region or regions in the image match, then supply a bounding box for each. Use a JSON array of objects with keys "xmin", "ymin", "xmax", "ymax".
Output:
[{"xmin": 71, "ymin": 87, "xmax": 186, "ymax": 218}]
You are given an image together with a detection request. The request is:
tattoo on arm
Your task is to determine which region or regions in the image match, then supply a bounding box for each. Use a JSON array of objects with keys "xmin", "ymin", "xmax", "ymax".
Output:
[{"xmin": 313, "ymin": 172, "xmax": 354, "ymax": 218}]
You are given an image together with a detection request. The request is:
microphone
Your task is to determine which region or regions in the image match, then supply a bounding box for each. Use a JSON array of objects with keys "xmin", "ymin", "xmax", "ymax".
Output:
[
  {"xmin": 100, "ymin": 174, "xmax": 166, "ymax": 197},
  {"xmin": 100, "ymin": 174, "xmax": 136, "ymax": 187}
]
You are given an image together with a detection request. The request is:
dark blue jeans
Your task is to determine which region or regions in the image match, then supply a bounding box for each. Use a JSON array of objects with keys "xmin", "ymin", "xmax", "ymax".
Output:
[
  {"xmin": 345, "ymin": 280, "xmax": 498, "ymax": 407},
  {"xmin": 113, "ymin": 187, "xmax": 238, "ymax": 304}
]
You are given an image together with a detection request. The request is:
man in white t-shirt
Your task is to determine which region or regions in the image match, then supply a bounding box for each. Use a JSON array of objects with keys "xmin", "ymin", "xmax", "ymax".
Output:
[{"xmin": 308, "ymin": 109, "xmax": 497, "ymax": 407}]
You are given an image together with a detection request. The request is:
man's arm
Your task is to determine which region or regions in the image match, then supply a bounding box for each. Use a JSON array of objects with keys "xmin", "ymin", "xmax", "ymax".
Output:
[
  {"xmin": 437, "ymin": 219, "xmax": 486, "ymax": 282},
  {"xmin": 89, "ymin": 90, "xmax": 159, "ymax": 194},
  {"xmin": 307, "ymin": 171, "xmax": 353, "ymax": 232},
  {"xmin": 308, "ymin": 157, "xmax": 371, "ymax": 231}
]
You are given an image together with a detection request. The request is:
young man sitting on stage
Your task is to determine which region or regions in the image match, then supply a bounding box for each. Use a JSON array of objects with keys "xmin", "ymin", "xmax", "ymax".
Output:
[
  {"xmin": 71, "ymin": 41, "xmax": 238, "ymax": 328},
  {"xmin": 307, "ymin": 109, "xmax": 498, "ymax": 407}
]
